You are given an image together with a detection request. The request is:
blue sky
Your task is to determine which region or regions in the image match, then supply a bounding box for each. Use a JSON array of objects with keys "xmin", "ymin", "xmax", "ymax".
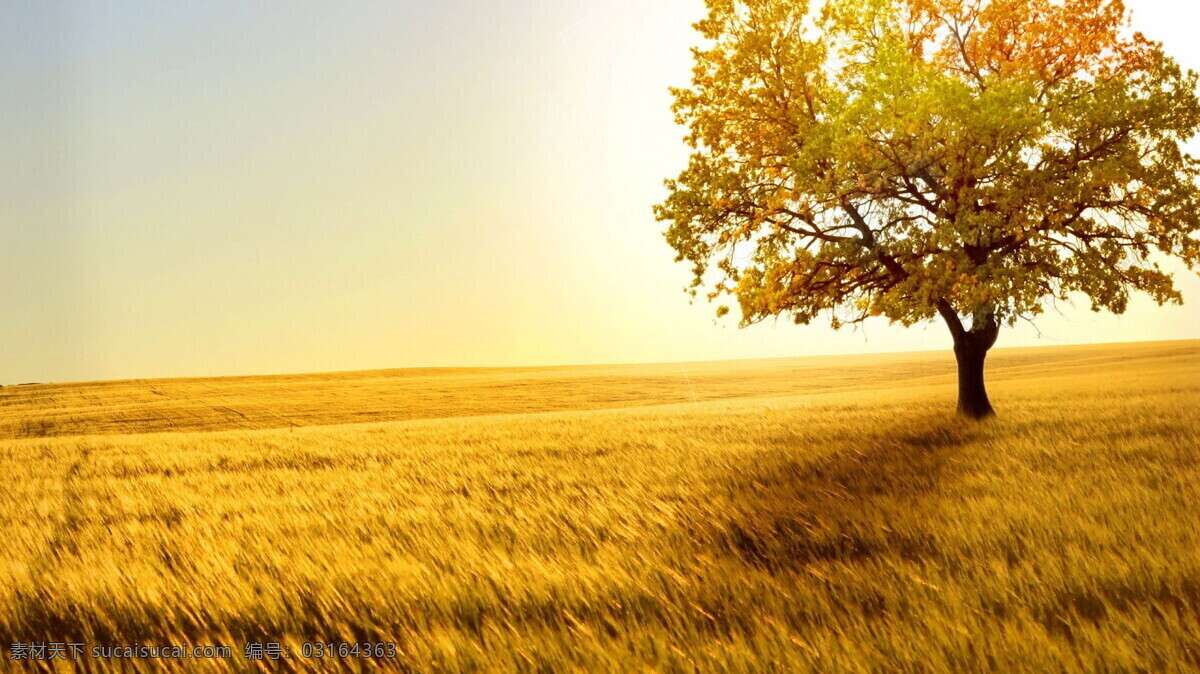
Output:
[{"xmin": 1, "ymin": 0, "xmax": 1197, "ymax": 383}]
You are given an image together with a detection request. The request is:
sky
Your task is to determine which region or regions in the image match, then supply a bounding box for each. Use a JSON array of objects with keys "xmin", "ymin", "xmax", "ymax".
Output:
[{"xmin": 1, "ymin": 0, "xmax": 1198, "ymax": 384}]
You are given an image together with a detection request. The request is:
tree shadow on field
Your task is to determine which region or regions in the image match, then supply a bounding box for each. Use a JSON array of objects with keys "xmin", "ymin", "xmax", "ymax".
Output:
[{"xmin": 694, "ymin": 415, "xmax": 977, "ymax": 573}]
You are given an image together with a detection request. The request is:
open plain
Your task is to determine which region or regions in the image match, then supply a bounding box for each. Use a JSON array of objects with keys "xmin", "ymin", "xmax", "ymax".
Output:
[{"xmin": 1, "ymin": 340, "xmax": 1197, "ymax": 671}]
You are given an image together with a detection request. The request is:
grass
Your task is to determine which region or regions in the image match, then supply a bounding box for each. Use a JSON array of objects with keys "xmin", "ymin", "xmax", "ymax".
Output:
[{"xmin": 0, "ymin": 340, "xmax": 1197, "ymax": 671}]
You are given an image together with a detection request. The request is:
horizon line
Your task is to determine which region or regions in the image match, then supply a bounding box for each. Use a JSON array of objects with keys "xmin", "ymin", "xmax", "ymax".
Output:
[{"xmin": 3, "ymin": 336, "xmax": 1196, "ymax": 390}]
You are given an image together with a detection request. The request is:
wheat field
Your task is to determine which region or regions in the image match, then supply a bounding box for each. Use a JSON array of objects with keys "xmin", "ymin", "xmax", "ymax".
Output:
[{"xmin": 0, "ymin": 340, "xmax": 1197, "ymax": 672}]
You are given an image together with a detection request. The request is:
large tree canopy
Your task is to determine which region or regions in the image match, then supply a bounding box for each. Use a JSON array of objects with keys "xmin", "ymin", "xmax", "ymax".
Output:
[{"xmin": 655, "ymin": 0, "xmax": 1200, "ymax": 417}]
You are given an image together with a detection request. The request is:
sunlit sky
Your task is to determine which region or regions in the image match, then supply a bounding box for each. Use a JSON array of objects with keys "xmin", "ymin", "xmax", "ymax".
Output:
[{"xmin": 2, "ymin": 0, "xmax": 1198, "ymax": 384}]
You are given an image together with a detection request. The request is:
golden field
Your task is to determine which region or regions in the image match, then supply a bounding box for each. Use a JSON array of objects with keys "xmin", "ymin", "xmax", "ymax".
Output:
[{"xmin": 0, "ymin": 340, "xmax": 1197, "ymax": 672}]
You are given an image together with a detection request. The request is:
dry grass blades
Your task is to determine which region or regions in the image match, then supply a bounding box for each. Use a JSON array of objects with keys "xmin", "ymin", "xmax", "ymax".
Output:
[{"xmin": 0, "ymin": 341, "xmax": 1197, "ymax": 671}]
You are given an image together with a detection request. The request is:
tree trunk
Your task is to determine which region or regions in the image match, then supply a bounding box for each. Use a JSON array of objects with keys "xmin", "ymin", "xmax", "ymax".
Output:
[
  {"xmin": 954, "ymin": 334, "xmax": 995, "ymax": 419},
  {"xmin": 938, "ymin": 302, "xmax": 999, "ymax": 419}
]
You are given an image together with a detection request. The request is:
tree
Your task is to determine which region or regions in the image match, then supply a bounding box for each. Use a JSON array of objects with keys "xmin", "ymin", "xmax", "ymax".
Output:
[{"xmin": 655, "ymin": 0, "xmax": 1200, "ymax": 418}]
